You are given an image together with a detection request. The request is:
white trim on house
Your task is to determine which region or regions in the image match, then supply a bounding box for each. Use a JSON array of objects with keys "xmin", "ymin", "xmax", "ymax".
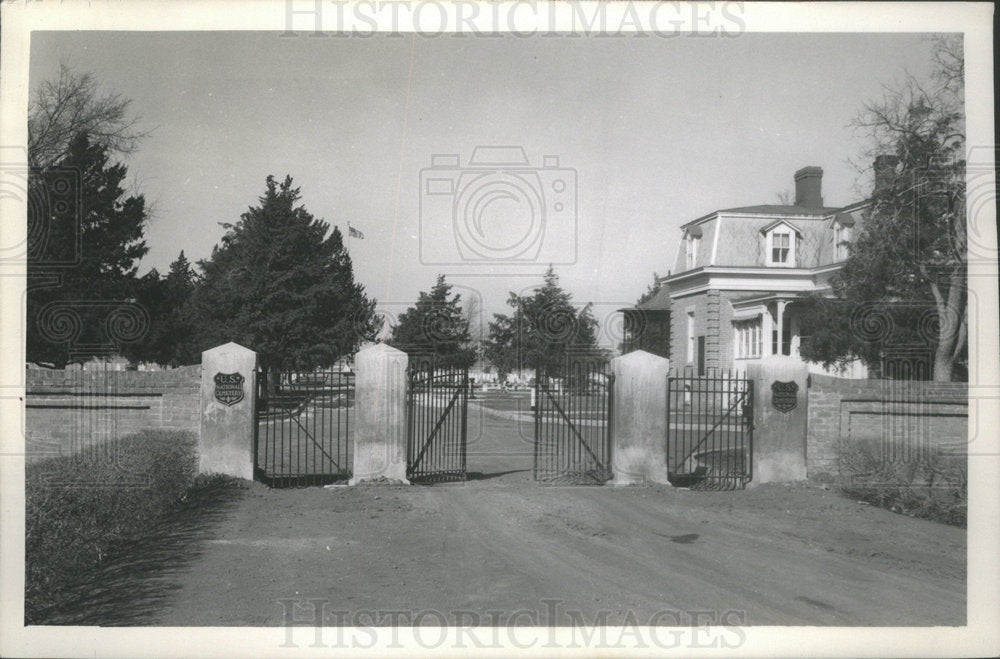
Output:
[
  {"xmin": 731, "ymin": 304, "xmax": 767, "ymax": 320},
  {"xmin": 666, "ymin": 268, "xmax": 827, "ymax": 299},
  {"xmin": 710, "ymin": 214, "xmax": 721, "ymax": 266}
]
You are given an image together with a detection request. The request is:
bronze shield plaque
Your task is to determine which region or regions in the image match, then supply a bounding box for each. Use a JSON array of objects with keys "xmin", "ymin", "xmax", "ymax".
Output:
[
  {"xmin": 771, "ymin": 380, "xmax": 798, "ymax": 413},
  {"xmin": 214, "ymin": 372, "xmax": 245, "ymax": 406}
]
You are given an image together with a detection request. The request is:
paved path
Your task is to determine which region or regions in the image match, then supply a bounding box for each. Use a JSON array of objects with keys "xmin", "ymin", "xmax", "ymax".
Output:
[{"xmin": 151, "ymin": 404, "xmax": 966, "ymax": 627}]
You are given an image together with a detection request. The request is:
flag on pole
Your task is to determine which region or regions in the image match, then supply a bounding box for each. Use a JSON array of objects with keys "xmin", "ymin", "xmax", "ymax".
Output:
[{"xmin": 348, "ymin": 225, "xmax": 365, "ymax": 240}]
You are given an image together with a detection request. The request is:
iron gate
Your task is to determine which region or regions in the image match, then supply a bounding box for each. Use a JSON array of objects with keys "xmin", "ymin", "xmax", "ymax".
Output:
[
  {"xmin": 406, "ymin": 363, "xmax": 469, "ymax": 483},
  {"xmin": 534, "ymin": 361, "xmax": 614, "ymax": 485},
  {"xmin": 666, "ymin": 369, "xmax": 753, "ymax": 490},
  {"xmin": 255, "ymin": 367, "xmax": 354, "ymax": 487}
]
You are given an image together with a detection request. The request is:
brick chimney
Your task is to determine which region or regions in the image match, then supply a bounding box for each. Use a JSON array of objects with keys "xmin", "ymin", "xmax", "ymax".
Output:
[
  {"xmin": 873, "ymin": 155, "xmax": 899, "ymax": 193},
  {"xmin": 794, "ymin": 166, "xmax": 823, "ymax": 207}
]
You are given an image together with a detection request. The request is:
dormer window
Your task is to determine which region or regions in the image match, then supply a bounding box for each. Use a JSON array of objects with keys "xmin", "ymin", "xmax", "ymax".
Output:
[
  {"xmin": 686, "ymin": 234, "xmax": 700, "ymax": 269},
  {"xmin": 832, "ymin": 211, "xmax": 856, "ymax": 262},
  {"xmin": 833, "ymin": 224, "xmax": 851, "ymax": 260},
  {"xmin": 761, "ymin": 220, "xmax": 800, "ymax": 267},
  {"xmin": 683, "ymin": 225, "xmax": 702, "ymax": 270}
]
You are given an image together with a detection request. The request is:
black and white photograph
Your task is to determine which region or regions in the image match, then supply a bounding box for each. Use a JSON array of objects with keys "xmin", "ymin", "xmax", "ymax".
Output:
[{"xmin": 1, "ymin": 1, "xmax": 997, "ymax": 656}]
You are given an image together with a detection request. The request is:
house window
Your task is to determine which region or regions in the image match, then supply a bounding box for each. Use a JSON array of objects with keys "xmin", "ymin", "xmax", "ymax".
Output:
[
  {"xmin": 685, "ymin": 234, "xmax": 700, "ymax": 269},
  {"xmin": 763, "ymin": 222, "xmax": 798, "ymax": 267},
  {"xmin": 771, "ymin": 231, "xmax": 790, "ymax": 264},
  {"xmin": 733, "ymin": 317, "xmax": 762, "ymax": 359},
  {"xmin": 834, "ymin": 224, "xmax": 851, "ymax": 261},
  {"xmin": 686, "ymin": 311, "xmax": 695, "ymax": 363}
]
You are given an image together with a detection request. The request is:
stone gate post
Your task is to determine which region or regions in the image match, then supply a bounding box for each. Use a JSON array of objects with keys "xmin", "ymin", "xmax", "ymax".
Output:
[
  {"xmin": 199, "ymin": 342, "xmax": 257, "ymax": 479},
  {"xmin": 610, "ymin": 350, "xmax": 671, "ymax": 485},
  {"xmin": 746, "ymin": 356, "xmax": 809, "ymax": 484},
  {"xmin": 350, "ymin": 343, "xmax": 410, "ymax": 485}
]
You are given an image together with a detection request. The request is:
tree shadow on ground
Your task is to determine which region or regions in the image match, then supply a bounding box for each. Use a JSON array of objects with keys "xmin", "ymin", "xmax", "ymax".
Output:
[
  {"xmin": 465, "ymin": 469, "xmax": 530, "ymax": 481},
  {"xmin": 29, "ymin": 478, "xmax": 246, "ymax": 626}
]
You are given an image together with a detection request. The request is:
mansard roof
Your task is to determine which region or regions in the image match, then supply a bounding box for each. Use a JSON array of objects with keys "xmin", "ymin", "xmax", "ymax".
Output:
[{"xmin": 718, "ymin": 204, "xmax": 841, "ymax": 216}]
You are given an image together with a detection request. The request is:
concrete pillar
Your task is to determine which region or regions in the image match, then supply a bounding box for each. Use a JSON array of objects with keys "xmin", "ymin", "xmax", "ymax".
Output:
[
  {"xmin": 746, "ymin": 355, "xmax": 808, "ymax": 484},
  {"xmin": 609, "ymin": 350, "xmax": 671, "ymax": 485},
  {"xmin": 199, "ymin": 342, "xmax": 257, "ymax": 480},
  {"xmin": 350, "ymin": 343, "xmax": 410, "ymax": 485}
]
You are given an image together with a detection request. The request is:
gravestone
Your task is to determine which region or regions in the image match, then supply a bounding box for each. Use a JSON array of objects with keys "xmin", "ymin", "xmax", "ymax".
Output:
[
  {"xmin": 746, "ymin": 356, "xmax": 808, "ymax": 483},
  {"xmin": 350, "ymin": 343, "xmax": 410, "ymax": 485},
  {"xmin": 610, "ymin": 350, "xmax": 671, "ymax": 485},
  {"xmin": 199, "ymin": 342, "xmax": 257, "ymax": 479}
]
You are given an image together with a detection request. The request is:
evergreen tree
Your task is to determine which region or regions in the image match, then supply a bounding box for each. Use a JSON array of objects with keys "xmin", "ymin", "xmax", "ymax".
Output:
[
  {"xmin": 194, "ymin": 175, "xmax": 379, "ymax": 370},
  {"xmin": 27, "ymin": 133, "xmax": 150, "ymax": 368},
  {"xmin": 485, "ymin": 267, "xmax": 604, "ymax": 380},
  {"xmin": 132, "ymin": 251, "xmax": 201, "ymax": 366},
  {"xmin": 387, "ymin": 275, "xmax": 475, "ymax": 369}
]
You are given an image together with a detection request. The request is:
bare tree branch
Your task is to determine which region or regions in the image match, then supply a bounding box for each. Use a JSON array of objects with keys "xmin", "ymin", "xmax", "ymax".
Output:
[{"xmin": 28, "ymin": 64, "xmax": 148, "ymax": 170}]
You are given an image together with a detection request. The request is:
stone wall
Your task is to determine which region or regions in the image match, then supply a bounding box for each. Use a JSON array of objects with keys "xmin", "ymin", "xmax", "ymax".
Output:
[
  {"xmin": 24, "ymin": 365, "xmax": 201, "ymax": 461},
  {"xmin": 806, "ymin": 374, "xmax": 968, "ymax": 476}
]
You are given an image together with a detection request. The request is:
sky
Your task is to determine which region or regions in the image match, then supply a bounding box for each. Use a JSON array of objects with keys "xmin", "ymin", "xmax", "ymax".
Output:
[{"xmin": 29, "ymin": 31, "xmax": 942, "ymax": 346}]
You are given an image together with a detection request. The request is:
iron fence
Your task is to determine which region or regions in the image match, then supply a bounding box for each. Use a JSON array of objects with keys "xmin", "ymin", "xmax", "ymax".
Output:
[
  {"xmin": 255, "ymin": 367, "xmax": 354, "ymax": 487},
  {"xmin": 666, "ymin": 369, "xmax": 753, "ymax": 490}
]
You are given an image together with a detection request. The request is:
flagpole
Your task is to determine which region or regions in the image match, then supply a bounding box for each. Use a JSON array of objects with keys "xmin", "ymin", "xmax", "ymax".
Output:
[{"xmin": 347, "ymin": 221, "xmax": 351, "ymax": 253}]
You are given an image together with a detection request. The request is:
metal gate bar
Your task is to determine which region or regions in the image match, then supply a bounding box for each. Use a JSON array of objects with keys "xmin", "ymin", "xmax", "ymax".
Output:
[
  {"xmin": 666, "ymin": 368, "xmax": 752, "ymax": 490},
  {"xmin": 534, "ymin": 361, "xmax": 614, "ymax": 485},
  {"xmin": 255, "ymin": 368, "xmax": 354, "ymax": 487},
  {"xmin": 406, "ymin": 364, "xmax": 468, "ymax": 483}
]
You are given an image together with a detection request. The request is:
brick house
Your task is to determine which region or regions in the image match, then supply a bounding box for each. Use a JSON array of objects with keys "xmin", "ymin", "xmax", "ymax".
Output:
[{"xmin": 662, "ymin": 166, "xmax": 869, "ymax": 377}]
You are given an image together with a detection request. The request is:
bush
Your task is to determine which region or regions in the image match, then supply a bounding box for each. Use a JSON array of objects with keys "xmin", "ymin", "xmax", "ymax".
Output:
[
  {"xmin": 837, "ymin": 438, "xmax": 967, "ymax": 527},
  {"xmin": 25, "ymin": 430, "xmax": 202, "ymax": 624}
]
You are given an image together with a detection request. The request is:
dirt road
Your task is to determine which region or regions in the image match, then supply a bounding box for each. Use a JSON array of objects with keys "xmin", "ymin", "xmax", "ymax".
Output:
[{"xmin": 151, "ymin": 402, "xmax": 965, "ymax": 627}]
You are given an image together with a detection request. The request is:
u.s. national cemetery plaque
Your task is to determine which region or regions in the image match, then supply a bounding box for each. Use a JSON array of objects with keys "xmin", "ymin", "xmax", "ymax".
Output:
[
  {"xmin": 770, "ymin": 380, "xmax": 799, "ymax": 414},
  {"xmin": 213, "ymin": 372, "xmax": 245, "ymax": 406}
]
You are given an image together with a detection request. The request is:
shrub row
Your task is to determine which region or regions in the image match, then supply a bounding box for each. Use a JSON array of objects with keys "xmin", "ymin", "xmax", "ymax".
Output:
[
  {"xmin": 837, "ymin": 438, "xmax": 967, "ymax": 527},
  {"xmin": 25, "ymin": 430, "xmax": 203, "ymax": 624}
]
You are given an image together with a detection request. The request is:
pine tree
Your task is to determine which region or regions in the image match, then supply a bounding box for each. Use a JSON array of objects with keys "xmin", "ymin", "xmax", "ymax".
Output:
[
  {"xmin": 132, "ymin": 251, "xmax": 201, "ymax": 366},
  {"xmin": 485, "ymin": 267, "xmax": 604, "ymax": 380},
  {"xmin": 194, "ymin": 175, "xmax": 379, "ymax": 370},
  {"xmin": 27, "ymin": 133, "xmax": 150, "ymax": 368},
  {"xmin": 387, "ymin": 275, "xmax": 476, "ymax": 369}
]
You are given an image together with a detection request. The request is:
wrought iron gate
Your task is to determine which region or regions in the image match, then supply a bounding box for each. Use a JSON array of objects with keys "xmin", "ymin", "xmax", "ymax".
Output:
[
  {"xmin": 534, "ymin": 361, "xmax": 614, "ymax": 485},
  {"xmin": 666, "ymin": 369, "xmax": 753, "ymax": 490},
  {"xmin": 406, "ymin": 364, "xmax": 469, "ymax": 483},
  {"xmin": 255, "ymin": 367, "xmax": 354, "ymax": 487}
]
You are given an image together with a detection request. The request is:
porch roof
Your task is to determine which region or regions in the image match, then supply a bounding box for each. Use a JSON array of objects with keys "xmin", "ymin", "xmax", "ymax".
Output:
[
  {"xmin": 730, "ymin": 292, "xmax": 807, "ymax": 308},
  {"xmin": 620, "ymin": 285, "xmax": 672, "ymax": 313}
]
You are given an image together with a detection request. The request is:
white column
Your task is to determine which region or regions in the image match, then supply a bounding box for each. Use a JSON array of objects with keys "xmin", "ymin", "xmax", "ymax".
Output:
[
  {"xmin": 776, "ymin": 300, "xmax": 788, "ymax": 356},
  {"xmin": 762, "ymin": 304, "xmax": 774, "ymax": 356}
]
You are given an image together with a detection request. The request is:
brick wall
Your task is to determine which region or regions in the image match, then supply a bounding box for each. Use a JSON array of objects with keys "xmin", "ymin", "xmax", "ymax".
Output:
[
  {"xmin": 806, "ymin": 374, "xmax": 968, "ymax": 477},
  {"xmin": 24, "ymin": 365, "xmax": 202, "ymax": 461},
  {"xmin": 670, "ymin": 293, "xmax": 710, "ymax": 368}
]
